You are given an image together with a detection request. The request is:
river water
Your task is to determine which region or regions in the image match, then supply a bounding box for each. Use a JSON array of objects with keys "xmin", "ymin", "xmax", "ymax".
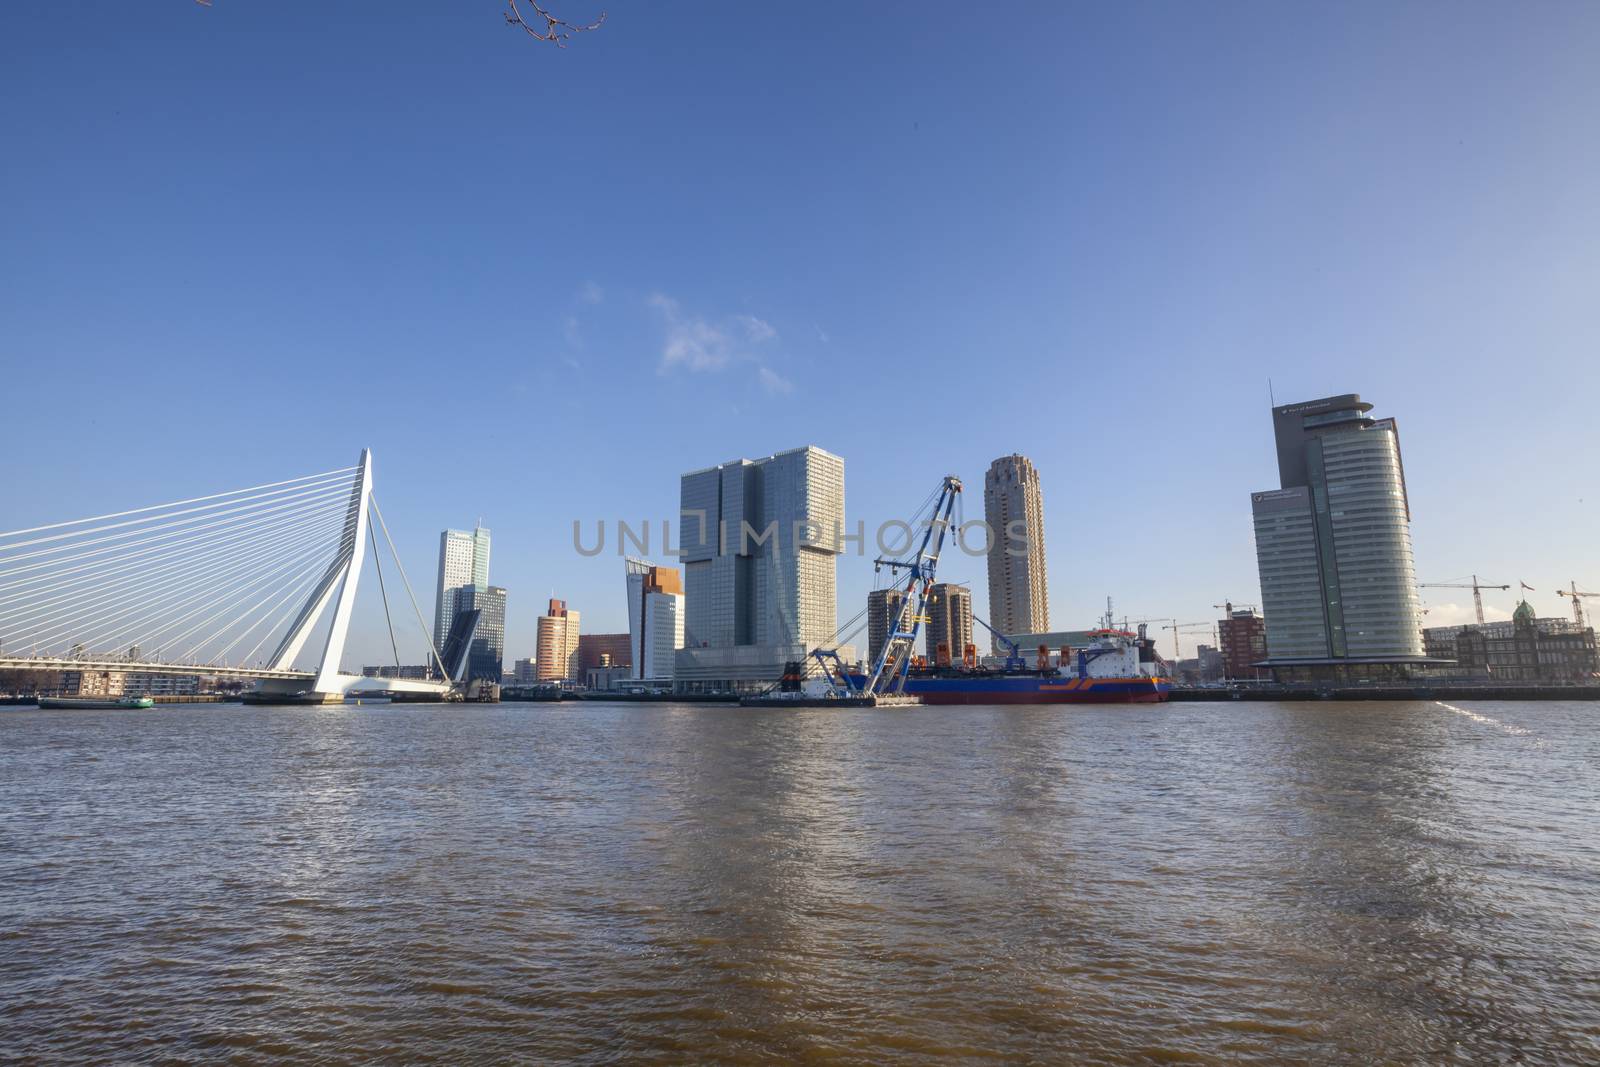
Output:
[{"xmin": 2, "ymin": 699, "xmax": 1597, "ymax": 1063}]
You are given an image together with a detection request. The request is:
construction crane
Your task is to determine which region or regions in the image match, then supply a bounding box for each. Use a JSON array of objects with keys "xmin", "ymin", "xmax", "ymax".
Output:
[
  {"xmin": 1417, "ymin": 575, "xmax": 1509, "ymax": 625},
  {"xmin": 1213, "ymin": 601, "xmax": 1258, "ymax": 615},
  {"xmin": 837, "ymin": 475, "xmax": 963, "ymax": 697},
  {"xmin": 971, "ymin": 612, "xmax": 1027, "ymax": 671},
  {"xmin": 1161, "ymin": 621, "xmax": 1219, "ymax": 660},
  {"xmin": 1556, "ymin": 581, "xmax": 1599, "ymax": 629}
]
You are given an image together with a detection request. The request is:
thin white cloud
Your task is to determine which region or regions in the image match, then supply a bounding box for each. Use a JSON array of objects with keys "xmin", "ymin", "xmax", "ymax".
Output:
[
  {"xmin": 649, "ymin": 293, "xmax": 737, "ymax": 371},
  {"xmin": 815, "ymin": 324, "xmax": 830, "ymax": 344},
  {"xmin": 563, "ymin": 314, "xmax": 583, "ymax": 349},
  {"xmin": 579, "ymin": 281, "xmax": 604, "ymax": 305},
  {"xmin": 738, "ymin": 314, "xmax": 777, "ymax": 343},
  {"xmin": 648, "ymin": 294, "xmax": 789, "ymax": 394},
  {"xmin": 758, "ymin": 367, "xmax": 794, "ymax": 395}
]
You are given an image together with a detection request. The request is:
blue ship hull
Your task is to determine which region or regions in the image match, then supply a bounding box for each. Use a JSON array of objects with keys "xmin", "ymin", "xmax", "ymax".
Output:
[{"xmin": 848, "ymin": 672, "xmax": 1170, "ymax": 705}]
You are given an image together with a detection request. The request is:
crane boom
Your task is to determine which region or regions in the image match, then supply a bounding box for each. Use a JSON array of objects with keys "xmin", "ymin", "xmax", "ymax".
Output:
[
  {"xmin": 971, "ymin": 612, "xmax": 1025, "ymax": 670},
  {"xmin": 1556, "ymin": 581, "xmax": 1598, "ymax": 629},
  {"xmin": 847, "ymin": 475, "xmax": 964, "ymax": 696},
  {"xmin": 1418, "ymin": 574, "xmax": 1509, "ymax": 624}
]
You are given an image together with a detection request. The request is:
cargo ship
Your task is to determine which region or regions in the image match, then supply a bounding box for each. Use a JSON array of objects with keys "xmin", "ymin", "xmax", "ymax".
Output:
[
  {"xmin": 852, "ymin": 623, "xmax": 1170, "ymax": 705},
  {"xmin": 37, "ymin": 695, "xmax": 155, "ymax": 710}
]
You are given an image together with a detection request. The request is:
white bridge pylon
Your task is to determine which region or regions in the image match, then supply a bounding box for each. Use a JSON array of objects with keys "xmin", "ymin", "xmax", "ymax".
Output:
[
  {"xmin": 240, "ymin": 449, "xmax": 452, "ymax": 698},
  {"xmin": 264, "ymin": 450, "xmax": 374, "ymax": 693},
  {"xmin": 0, "ymin": 449, "xmax": 453, "ymax": 699}
]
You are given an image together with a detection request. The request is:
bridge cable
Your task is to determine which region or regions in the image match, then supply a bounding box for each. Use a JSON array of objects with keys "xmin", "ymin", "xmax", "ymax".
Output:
[
  {"xmin": 369, "ymin": 521, "xmax": 402, "ymax": 669},
  {"xmin": 368, "ymin": 494, "xmax": 451, "ymax": 682},
  {"xmin": 0, "ymin": 466, "xmax": 357, "ymax": 542}
]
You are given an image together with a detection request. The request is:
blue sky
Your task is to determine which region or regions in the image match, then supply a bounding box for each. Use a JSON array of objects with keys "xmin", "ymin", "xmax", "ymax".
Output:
[{"xmin": 3, "ymin": 1, "xmax": 1598, "ymax": 666}]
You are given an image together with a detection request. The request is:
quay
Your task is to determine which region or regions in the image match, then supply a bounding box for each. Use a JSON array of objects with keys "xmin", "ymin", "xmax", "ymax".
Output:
[{"xmin": 1170, "ymin": 684, "xmax": 1600, "ymax": 702}]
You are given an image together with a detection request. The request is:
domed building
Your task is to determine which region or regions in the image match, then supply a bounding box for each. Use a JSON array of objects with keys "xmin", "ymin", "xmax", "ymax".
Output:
[{"xmin": 1445, "ymin": 600, "xmax": 1599, "ymax": 681}]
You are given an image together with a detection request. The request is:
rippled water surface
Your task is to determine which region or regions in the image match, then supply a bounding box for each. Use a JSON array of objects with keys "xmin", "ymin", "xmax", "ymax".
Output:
[{"xmin": 3, "ymin": 699, "xmax": 1598, "ymax": 1063}]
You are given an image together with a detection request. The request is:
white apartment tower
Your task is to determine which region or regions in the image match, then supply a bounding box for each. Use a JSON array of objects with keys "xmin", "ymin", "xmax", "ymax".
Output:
[
  {"xmin": 626, "ymin": 558, "xmax": 685, "ymax": 683},
  {"xmin": 984, "ymin": 455, "xmax": 1049, "ymax": 649},
  {"xmin": 434, "ymin": 523, "xmax": 491, "ymax": 650}
]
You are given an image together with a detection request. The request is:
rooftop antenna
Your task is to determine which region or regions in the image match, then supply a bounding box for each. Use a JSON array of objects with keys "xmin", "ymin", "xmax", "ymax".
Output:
[{"xmin": 1268, "ymin": 377, "xmax": 1276, "ymax": 406}]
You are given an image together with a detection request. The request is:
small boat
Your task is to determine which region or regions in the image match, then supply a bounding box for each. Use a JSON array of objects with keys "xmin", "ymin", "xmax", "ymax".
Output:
[{"xmin": 38, "ymin": 695, "xmax": 155, "ymax": 710}]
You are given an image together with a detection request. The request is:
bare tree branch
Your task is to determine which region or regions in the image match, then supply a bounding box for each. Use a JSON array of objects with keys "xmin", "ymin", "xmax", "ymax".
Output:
[
  {"xmin": 503, "ymin": 0, "xmax": 607, "ymax": 47},
  {"xmin": 194, "ymin": 1, "xmax": 609, "ymax": 48}
]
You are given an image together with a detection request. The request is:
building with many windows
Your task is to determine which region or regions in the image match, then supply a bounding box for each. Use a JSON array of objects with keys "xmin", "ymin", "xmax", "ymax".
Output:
[
  {"xmin": 455, "ymin": 584, "xmax": 506, "ymax": 683},
  {"xmin": 433, "ymin": 524, "xmax": 491, "ymax": 650},
  {"xmin": 924, "ymin": 582, "xmax": 973, "ymax": 666},
  {"xmin": 1424, "ymin": 605, "xmax": 1597, "ymax": 680},
  {"xmin": 626, "ymin": 559, "xmax": 683, "ymax": 683},
  {"xmin": 984, "ymin": 455, "xmax": 1049, "ymax": 651},
  {"xmin": 676, "ymin": 446, "xmax": 845, "ymax": 692},
  {"xmin": 535, "ymin": 598, "xmax": 581, "ymax": 682},
  {"xmin": 866, "ymin": 587, "xmax": 908, "ymax": 668},
  {"xmin": 1250, "ymin": 394, "xmax": 1429, "ymax": 682},
  {"xmin": 1216, "ymin": 603, "xmax": 1270, "ymax": 680},
  {"xmin": 59, "ymin": 670, "xmax": 201, "ymax": 697}
]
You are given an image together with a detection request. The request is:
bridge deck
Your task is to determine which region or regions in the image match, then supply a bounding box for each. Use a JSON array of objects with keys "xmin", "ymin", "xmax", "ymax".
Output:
[{"xmin": 0, "ymin": 657, "xmax": 312, "ymax": 681}]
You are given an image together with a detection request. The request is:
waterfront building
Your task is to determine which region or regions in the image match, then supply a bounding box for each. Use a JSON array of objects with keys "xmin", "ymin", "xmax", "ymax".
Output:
[
  {"xmin": 676, "ymin": 446, "xmax": 845, "ymax": 693},
  {"xmin": 512, "ymin": 657, "xmax": 538, "ymax": 685},
  {"xmin": 535, "ymin": 598, "xmax": 581, "ymax": 682},
  {"xmin": 1172, "ymin": 645, "xmax": 1226, "ymax": 684},
  {"xmin": 866, "ymin": 587, "xmax": 908, "ymax": 667},
  {"xmin": 1250, "ymin": 394, "xmax": 1429, "ymax": 683},
  {"xmin": 59, "ymin": 670, "xmax": 201, "ymax": 697},
  {"xmin": 924, "ymin": 582, "xmax": 973, "ymax": 666},
  {"xmin": 1423, "ymin": 606, "xmax": 1597, "ymax": 680},
  {"xmin": 1216, "ymin": 603, "xmax": 1270, "ymax": 680},
  {"xmin": 578, "ymin": 632, "xmax": 633, "ymax": 673},
  {"xmin": 625, "ymin": 558, "xmax": 684, "ymax": 683},
  {"xmin": 455, "ymin": 585, "xmax": 506, "ymax": 682},
  {"xmin": 984, "ymin": 455, "xmax": 1049, "ymax": 652},
  {"xmin": 585, "ymin": 664, "xmax": 633, "ymax": 692},
  {"xmin": 434, "ymin": 524, "xmax": 491, "ymax": 650}
]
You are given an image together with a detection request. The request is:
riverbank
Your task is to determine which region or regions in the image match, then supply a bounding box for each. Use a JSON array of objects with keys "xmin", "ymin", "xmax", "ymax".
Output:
[{"xmin": 1170, "ymin": 684, "xmax": 1600, "ymax": 701}]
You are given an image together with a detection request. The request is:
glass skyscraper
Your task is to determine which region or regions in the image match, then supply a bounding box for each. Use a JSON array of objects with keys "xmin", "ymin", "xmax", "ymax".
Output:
[
  {"xmin": 434, "ymin": 524, "xmax": 490, "ymax": 650},
  {"xmin": 454, "ymin": 584, "xmax": 506, "ymax": 682},
  {"xmin": 1251, "ymin": 394, "xmax": 1425, "ymax": 677},
  {"xmin": 677, "ymin": 445, "xmax": 845, "ymax": 691}
]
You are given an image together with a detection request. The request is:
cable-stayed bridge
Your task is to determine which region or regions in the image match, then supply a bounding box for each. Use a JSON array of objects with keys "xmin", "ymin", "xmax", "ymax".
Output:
[{"xmin": 0, "ymin": 451, "xmax": 455, "ymax": 702}]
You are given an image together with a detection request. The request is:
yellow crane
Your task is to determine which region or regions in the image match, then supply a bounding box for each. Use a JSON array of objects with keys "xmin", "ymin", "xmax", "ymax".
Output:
[
  {"xmin": 1161, "ymin": 621, "xmax": 1219, "ymax": 660},
  {"xmin": 1417, "ymin": 574, "xmax": 1509, "ymax": 625},
  {"xmin": 1556, "ymin": 582, "xmax": 1598, "ymax": 629}
]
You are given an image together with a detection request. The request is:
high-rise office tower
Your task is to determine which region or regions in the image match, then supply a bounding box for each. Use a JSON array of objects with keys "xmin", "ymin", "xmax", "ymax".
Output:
[
  {"xmin": 626, "ymin": 558, "xmax": 685, "ymax": 683},
  {"xmin": 455, "ymin": 584, "xmax": 506, "ymax": 682},
  {"xmin": 925, "ymin": 582, "xmax": 973, "ymax": 665},
  {"xmin": 1250, "ymin": 394, "xmax": 1424, "ymax": 676},
  {"xmin": 535, "ymin": 598, "xmax": 581, "ymax": 681},
  {"xmin": 866, "ymin": 587, "xmax": 907, "ymax": 668},
  {"xmin": 434, "ymin": 524, "xmax": 491, "ymax": 649},
  {"xmin": 677, "ymin": 445, "xmax": 845, "ymax": 691},
  {"xmin": 984, "ymin": 455, "xmax": 1049, "ymax": 649}
]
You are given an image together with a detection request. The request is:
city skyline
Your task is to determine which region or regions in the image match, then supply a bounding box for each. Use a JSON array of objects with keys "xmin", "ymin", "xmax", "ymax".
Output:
[{"xmin": 3, "ymin": 4, "xmax": 1598, "ymax": 667}]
